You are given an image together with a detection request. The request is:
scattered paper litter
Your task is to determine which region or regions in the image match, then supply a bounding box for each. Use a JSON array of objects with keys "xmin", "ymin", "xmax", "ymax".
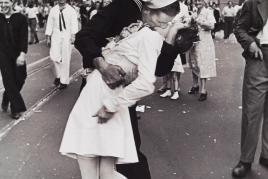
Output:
[
  {"xmin": 146, "ymin": 106, "xmax": 151, "ymax": 109},
  {"xmin": 182, "ymin": 110, "xmax": 190, "ymax": 114},
  {"xmin": 157, "ymin": 109, "xmax": 164, "ymax": 112},
  {"xmin": 238, "ymin": 106, "xmax": 242, "ymax": 109},
  {"xmin": 136, "ymin": 105, "xmax": 145, "ymax": 112},
  {"xmin": 185, "ymin": 132, "xmax": 190, "ymax": 136}
]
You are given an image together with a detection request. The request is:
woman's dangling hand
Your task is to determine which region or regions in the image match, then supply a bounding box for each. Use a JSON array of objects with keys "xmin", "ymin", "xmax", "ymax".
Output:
[{"xmin": 93, "ymin": 106, "xmax": 115, "ymax": 124}]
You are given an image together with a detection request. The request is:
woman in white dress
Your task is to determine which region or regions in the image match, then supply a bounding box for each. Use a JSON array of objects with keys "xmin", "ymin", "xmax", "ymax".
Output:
[
  {"xmin": 59, "ymin": 1, "xmax": 187, "ymax": 179},
  {"xmin": 188, "ymin": 0, "xmax": 216, "ymax": 101}
]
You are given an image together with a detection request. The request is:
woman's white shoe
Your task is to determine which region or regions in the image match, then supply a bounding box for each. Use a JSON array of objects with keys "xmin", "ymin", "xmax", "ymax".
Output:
[
  {"xmin": 170, "ymin": 91, "xmax": 180, "ymax": 100},
  {"xmin": 160, "ymin": 90, "xmax": 172, "ymax": 98}
]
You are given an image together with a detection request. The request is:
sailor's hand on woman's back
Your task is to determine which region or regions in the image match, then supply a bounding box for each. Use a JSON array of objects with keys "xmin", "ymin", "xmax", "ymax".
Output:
[{"xmin": 93, "ymin": 57, "xmax": 126, "ymax": 89}]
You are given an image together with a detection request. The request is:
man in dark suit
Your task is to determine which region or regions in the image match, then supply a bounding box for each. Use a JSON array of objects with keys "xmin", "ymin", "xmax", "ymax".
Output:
[
  {"xmin": 74, "ymin": 0, "xmax": 182, "ymax": 178},
  {"xmin": 79, "ymin": 0, "xmax": 94, "ymax": 28},
  {"xmin": 0, "ymin": 0, "xmax": 28, "ymax": 119},
  {"xmin": 232, "ymin": 0, "xmax": 268, "ymax": 177}
]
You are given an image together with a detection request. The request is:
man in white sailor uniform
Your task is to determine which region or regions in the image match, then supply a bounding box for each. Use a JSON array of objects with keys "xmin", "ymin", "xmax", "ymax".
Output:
[{"xmin": 45, "ymin": 0, "xmax": 78, "ymax": 89}]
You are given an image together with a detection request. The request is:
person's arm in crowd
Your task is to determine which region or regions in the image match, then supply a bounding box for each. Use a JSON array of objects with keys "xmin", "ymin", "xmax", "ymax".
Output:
[
  {"xmin": 35, "ymin": 7, "xmax": 39, "ymax": 23},
  {"xmin": 17, "ymin": 15, "xmax": 28, "ymax": 66},
  {"xmin": 70, "ymin": 8, "xmax": 79, "ymax": 44},
  {"xmin": 234, "ymin": 1, "xmax": 255, "ymax": 51},
  {"xmin": 222, "ymin": 6, "xmax": 226, "ymax": 17},
  {"xmin": 45, "ymin": 9, "xmax": 53, "ymax": 46},
  {"xmin": 233, "ymin": 0, "xmax": 262, "ymax": 60}
]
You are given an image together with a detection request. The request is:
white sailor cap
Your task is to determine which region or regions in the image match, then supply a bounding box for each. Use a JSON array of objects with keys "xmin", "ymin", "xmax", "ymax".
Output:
[{"xmin": 143, "ymin": 0, "xmax": 178, "ymax": 9}]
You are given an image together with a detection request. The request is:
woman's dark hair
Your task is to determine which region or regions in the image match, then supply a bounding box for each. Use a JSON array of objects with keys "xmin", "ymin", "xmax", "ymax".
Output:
[{"xmin": 145, "ymin": 1, "xmax": 180, "ymax": 17}]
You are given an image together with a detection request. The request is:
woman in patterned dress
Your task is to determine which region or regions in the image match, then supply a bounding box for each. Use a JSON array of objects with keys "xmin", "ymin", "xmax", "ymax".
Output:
[{"xmin": 188, "ymin": 0, "xmax": 216, "ymax": 101}]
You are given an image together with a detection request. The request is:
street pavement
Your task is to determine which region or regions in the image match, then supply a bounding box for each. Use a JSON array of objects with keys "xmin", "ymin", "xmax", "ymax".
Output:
[{"xmin": 0, "ymin": 31, "xmax": 268, "ymax": 179}]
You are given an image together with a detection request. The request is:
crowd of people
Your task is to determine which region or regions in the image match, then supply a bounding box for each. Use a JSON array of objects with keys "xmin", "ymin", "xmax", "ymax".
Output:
[
  {"xmin": 0, "ymin": 0, "xmax": 113, "ymax": 45},
  {"xmin": 157, "ymin": 0, "xmax": 245, "ymax": 102},
  {"xmin": 0, "ymin": 0, "xmax": 268, "ymax": 179}
]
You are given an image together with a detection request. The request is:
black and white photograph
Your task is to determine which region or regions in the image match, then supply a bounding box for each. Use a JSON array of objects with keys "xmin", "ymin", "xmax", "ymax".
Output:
[{"xmin": 0, "ymin": 0, "xmax": 268, "ymax": 178}]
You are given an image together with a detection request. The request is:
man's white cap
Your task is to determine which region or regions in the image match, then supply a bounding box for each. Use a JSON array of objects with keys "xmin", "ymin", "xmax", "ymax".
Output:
[{"xmin": 143, "ymin": 0, "xmax": 177, "ymax": 9}]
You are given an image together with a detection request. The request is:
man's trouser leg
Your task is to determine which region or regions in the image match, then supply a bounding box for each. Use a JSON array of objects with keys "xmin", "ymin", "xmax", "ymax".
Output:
[
  {"xmin": 32, "ymin": 19, "xmax": 39, "ymax": 42},
  {"xmin": 10, "ymin": 64, "xmax": 27, "ymax": 112},
  {"xmin": 29, "ymin": 18, "xmax": 38, "ymax": 43},
  {"xmin": 261, "ymin": 47, "xmax": 268, "ymax": 159},
  {"xmin": 80, "ymin": 77, "xmax": 87, "ymax": 93},
  {"xmin": 117, "ymin": 105, "xmax": 151, "ymax": 179},
  {"xmin": 240, "ymin": 48, "xmax": 268, "ymax": 163},
  {"xmin": 2, "ymin": 91, "xmax": 9, "ymax": 107},
  {"xmin": 261, "ymin": 93, "xmax": 268, "ymax": 159},
  {"xmin": 229, "ymin": 17, "xmax": 234, "ymax": 36},
  {"xmin": 224, "ymin": 17, "xmax": 229, "ymax": 39},
  {"xmin": 0, "ymin": 53, "xmax": 27, "ymax": 113},
  {"xmin": 59, "ymin": 36, "xmax": 72, "ymax": 85},
  {"xmin": 29, "ymin": 19, "xmax": 34, "ymax": 43}
]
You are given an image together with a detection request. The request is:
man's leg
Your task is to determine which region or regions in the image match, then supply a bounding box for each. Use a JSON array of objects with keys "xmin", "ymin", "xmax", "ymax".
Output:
[
  {"xmin": 59, "ymin": 37, "xmax": 72, "ymax": 85},
  {"xmin": 50, "ymin": 35, "xmax": 63, "ymax": 85},
  {"xmin": 229, "ymin": 17, "xmax": 234, "ymax": 36},
  {"xmin": 233, "ymin": 51, "xmax": 268, "ymax": 177},
  {"xmin": 15, "ymin": 64, "xmax": 27, "ymax": 91},
  {"xmin": 116, "ymin": 105, "xmax": 151, "ymax": 179},
  {"xmin": 224, "ymin": 17, "xmax": 228, "ymax": 39},
  {"xmin": 260, "ymin": 48, "xmax": 268, "ymax": 161},
  {"xmin": 261, "ymin": 93, "xmax": 268, "ymax": 160},
  {"xmin": 53, "ymin": 61, "xmax": 61, "ymax": 82},
  {"xmin": 9, "ymin": 64, "xmax": 27, "ymax": 113},
  {"xmin": 80, "ymin": 77, "xmax": 87, "ymax": 93},
  {"xmin": 1, "ymin": 91, "xmax": 9, "ymax": 111},
  {"xmin": 240, "ymin": 55, "xmax": 268, "ymax": 163},
  {"xmin": 29, "ymin": 19, "xmax": 34, "ymax": 43},
  {"xmin": 32, "ymin": 19, "xmax": 39, "ymax": 43},
  {"xmin": 0, "ymin": 54, "xmax": 26, "ymax": 113}
]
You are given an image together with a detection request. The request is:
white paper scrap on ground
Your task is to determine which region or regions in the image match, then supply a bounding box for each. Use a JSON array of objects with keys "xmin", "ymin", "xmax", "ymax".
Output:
[{"xmin": 136, "ymin": 105, "xmax": 145, "ymax": 112}]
